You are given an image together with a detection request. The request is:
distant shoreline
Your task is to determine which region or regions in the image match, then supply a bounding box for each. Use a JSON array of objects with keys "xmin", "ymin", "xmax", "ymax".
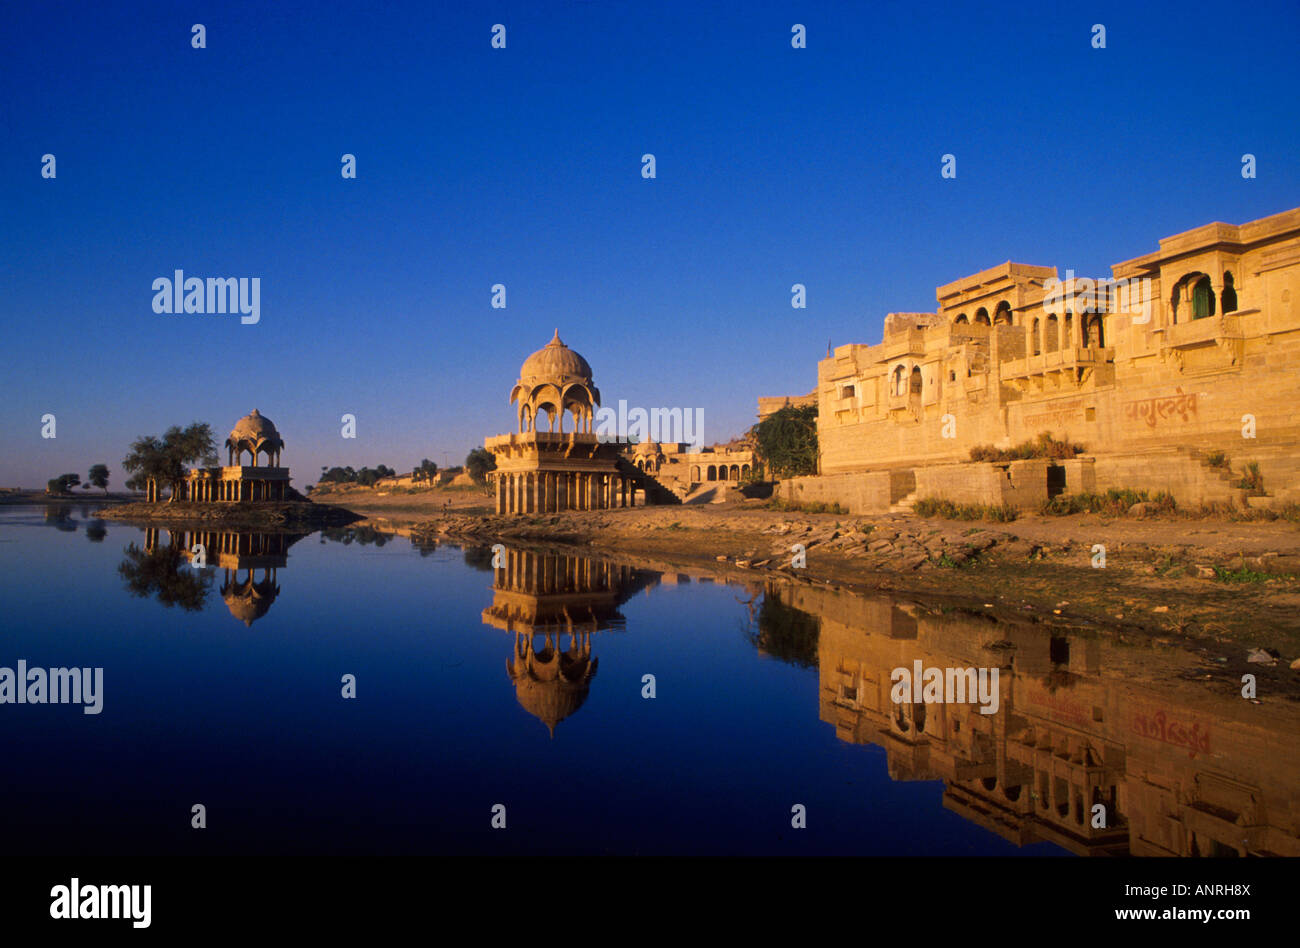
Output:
[
  {"xmin": 0, "ymin": 490, "xmax": 135, "ymax": 506},
  {"xmin": 94, "ymin": 499, "xmax": 362, "ymax": 529}
]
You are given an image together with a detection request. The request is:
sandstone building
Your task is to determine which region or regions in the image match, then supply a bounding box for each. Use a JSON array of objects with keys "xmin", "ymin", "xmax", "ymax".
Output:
[
  {"xmin": 777, "ymin": 207, "xmax": 1300, "ymax": 512},
  {"xmin": 624, "ymin": 439, "xmax": 755, "ymax": 499}
]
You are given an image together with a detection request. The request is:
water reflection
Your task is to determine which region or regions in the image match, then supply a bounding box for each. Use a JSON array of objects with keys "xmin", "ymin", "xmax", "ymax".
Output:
[
  {"xmin": 469, "ymin": 546, "xmax": 1299, "ymax": 856},
  {"xmin": 764, "ymin": 582, "xmax": 1300, "ymax": 858},
  {"xmin": 480, "ymin": 547, "xmax": 657, "ymax": 736},
  {"xmin": 43, "ymin": 505, "xmax": 78, "ymax": 532},
  {"xmin": 120, "ymin": 528, "xmax": 305, "ymax": 626}
]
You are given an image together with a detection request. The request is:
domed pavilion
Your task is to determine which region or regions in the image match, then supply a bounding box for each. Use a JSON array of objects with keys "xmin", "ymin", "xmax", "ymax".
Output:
[
  {"xmin": 485, "ymin": 331, "xmax": 633, "ymax": 514},
  {"xmin": 181, "ymin": 409, "xmax": 293, "ymax": 503}
]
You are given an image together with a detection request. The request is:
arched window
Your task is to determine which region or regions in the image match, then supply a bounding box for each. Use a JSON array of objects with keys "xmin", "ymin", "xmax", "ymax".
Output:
[
  {"xmin": 954, "ymin": 313, "xmax": 969, "ymax": 325},
  {"xmin": 707, "ymin": 465, "xmax": 716, "ymax": 481},
  {"xmin": 741, "ymin": 464, "xmax": 750, "ymax": 477},
  {"xmin": 1032, "ymin": 317, "xmax": 1041, "ymax": 356},
  {"xmin": 975, "ymin": 307, "xmax": 990, "ymax": 326},
  {"xmin": 730, "ymin": 464, "xmax": 740, "ymax": 479},
  {"xmin": 1063, "ymin": 312, "xmax": 1073, "ymax": 349},
  {"xmin": 1087, "ymin": 314, "xmax": 1105, "ymax": 348},
  {"xmin": 691, "ymin": 466, "xmax": 700, "ymax": 481},
  {"xmin": 1192, "ymin": 276, "xmax": 1215, "ymax": 319},
  {"xmin": 909, "ymin": 366, "xmax": 922, "ymax": 396},
  {"xmin": 1045, "ymin": 314, "xmax": 1059, "ymax": 350},
  {"xmin": 1222, "ymin": 272, "xmax": 1237, "ymax": 313},
  {"xmin": 994, "ymin": 301, "xmax": 1012, "ymax": 325},
  {"xmin": 892, "ymin": 365, "xmax": 907, "ymax": 396}
]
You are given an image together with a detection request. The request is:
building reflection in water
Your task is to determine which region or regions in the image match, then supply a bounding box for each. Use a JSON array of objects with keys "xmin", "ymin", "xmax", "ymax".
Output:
[
  {"xmin": 132, "ymin": 527, "xmax": 304, "ymax": 627},
  {"xmin": 758, "ymin": 583, "xmax": 1300, "ymax": 857},
  {"xmin": 479, "ymin": 547, "xmax": 657, "ymax": 737}
]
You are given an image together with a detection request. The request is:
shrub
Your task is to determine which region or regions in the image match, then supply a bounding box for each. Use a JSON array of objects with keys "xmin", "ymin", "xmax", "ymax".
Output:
[
  {"xmin": 1213, "ymin": 564, "xmax": 1272, "ymax": 584},
  {"xmin": 1040, "ymin": 488, "xmax": 1175, "ymax": 517},
  {"xmin": 968, "ymin": 432, "xmax": 1084, "ymax": 463},
  {"xmin": 1204, "ymin": 450, "xmax": 1229, "ymax": 468},
  {"xmin": 1235, "ymin": 461, "xmax": 1264, "ymax": 493},
  {"xmin": 913, "ymin": 497, "xmax": 1018, "ymax": 522},
  {"xmin": 768, "ymin": 498, "xmax": 844, "ymax": 515}
]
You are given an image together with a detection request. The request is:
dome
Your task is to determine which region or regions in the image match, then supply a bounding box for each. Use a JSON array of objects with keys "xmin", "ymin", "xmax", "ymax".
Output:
[
  {"xmin": 519, "ymin": 330, "xmax": 593, "ymax": 384},
  {"xmin": 509, "ymin": 331, "xmax": 601, "ymax": 435},
  {"xmin": 226, "ymin": 409, "xmax": 285, "ymax": 465}
]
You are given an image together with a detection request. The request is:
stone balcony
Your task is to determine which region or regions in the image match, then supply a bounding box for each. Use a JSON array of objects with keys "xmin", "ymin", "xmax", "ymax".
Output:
[
  {"xmin": 999, "ymin": 346, "xmax": 1113, "ymax": 381},
  {"xmin": 1158, "ymin": 314, "xmax": 1242, "ymax": 350}
]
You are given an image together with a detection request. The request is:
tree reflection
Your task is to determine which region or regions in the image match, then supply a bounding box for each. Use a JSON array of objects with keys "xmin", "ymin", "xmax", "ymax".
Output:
[
  {"xmin": 748, "ymin": 588, "xmax": 820, "ymax": 669},
  {"xmin": 118, "ymin": 541, "xmax": 213, "ymax": 611}
]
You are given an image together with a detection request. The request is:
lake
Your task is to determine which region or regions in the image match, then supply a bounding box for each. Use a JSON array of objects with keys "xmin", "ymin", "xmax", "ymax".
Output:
[{"xmin": 1, "ymin": 504, "xmax": 1294, "ymax": 859}]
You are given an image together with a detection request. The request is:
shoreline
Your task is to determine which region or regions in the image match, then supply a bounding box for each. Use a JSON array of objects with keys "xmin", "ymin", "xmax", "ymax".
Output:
[{"xmin": 317, "ymin": 490, "xmax": 1300, "ymax": 653}]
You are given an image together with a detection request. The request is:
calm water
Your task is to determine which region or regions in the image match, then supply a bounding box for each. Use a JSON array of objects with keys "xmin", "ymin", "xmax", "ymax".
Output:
[{"xmin": 0, "ymin": 504, "xmax": 1293, "ymax": 859}]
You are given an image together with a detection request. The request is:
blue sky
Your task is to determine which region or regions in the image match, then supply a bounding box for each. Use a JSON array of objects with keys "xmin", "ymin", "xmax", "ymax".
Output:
[{"xmin": 2, "ymin": 0, "xmax": 1297, "ymax": 488}]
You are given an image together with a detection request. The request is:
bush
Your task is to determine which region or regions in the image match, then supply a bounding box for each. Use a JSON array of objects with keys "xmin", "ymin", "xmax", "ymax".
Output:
[
  {"xmin": 969, "ymin": 432, "xmax": 1084, "ymax": 464},
  {"xmin": 1204, "ymin": 450, "xmax": 1229, "ymax": 468},
  {"xmin": 767, "ymin": 498, "xmax": 844, "ymax": 515},
  {"xmin": 912, "ymin": 498, "xmax": 1018, "ymax": 522},
  {"xmin": 1039, "ymin": 488, "xmax": 1176, "ymax": 517},
  {"xmin": 1234, "ymin": 461, "xmax": 1264, "ymax": 493}
]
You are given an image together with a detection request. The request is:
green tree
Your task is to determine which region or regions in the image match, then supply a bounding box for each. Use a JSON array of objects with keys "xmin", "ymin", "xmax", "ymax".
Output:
[
  {"xmin": 46, "ymin": 473, "xmax": 81, "ymax": 494},
  {"xmin": 123, "ymin": 423, "xmax": 217, "ymax": 502},
  {"xmin": 415, "ymin": 458, "xmax": 438, "ymax": 482},
  {"xmin": 753, "ymin": 405, "xmax": 818, "ymax": 478},
  {"xmin": 465, "ymin": 447, "xmax": 497, "ymax": 484},
  {"xmin": 88, "ymin": 463, "xmax": 111, "ymax": 494}
]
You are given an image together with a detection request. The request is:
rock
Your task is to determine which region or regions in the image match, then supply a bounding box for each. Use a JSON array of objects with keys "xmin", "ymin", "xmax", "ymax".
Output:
[
  {"xmin": 1152, "ymin": 606, "xmax": 1169, "ymax": 613},
  {"xmin": 900, "ymin": 553, "xmax": 928, "ymax": 571},
  {"xmin": 867, "ymin": 539, "xmax": 893, "ymax": 553},
  {"xmin": 715, "ymin": 555, "xmax": 728, "ymax": 562},
  {"xmin": 735, "ymin": 560, "xmax": 752, "ymax": 568},
  {"xmin": 1128, "ymin": 502, "xmax": 1156, "ymax": 517},
  {"xmin": 1195, "ymin": 565, "xmax": 1216, "ymax": 578},
  {"xmin": 1246, "ymin": 649, "xmax": 1275, "ymax": 664},
  {"xmin": 1290, "ymin": 658, "xmax": 1300, "ymax": 671}
]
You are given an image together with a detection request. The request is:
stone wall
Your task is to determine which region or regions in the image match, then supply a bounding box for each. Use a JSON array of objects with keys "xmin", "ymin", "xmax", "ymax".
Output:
[
  {"xmin": 780, "ymin": 470, "xmax": 913, "ymax": 514},
  {"xmin": 913, "ymin": 460, "xmax": 1049, "ymax": 508}
]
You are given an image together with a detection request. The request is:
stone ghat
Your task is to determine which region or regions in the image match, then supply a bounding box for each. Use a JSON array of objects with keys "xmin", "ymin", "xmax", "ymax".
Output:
[{"xmin": 95, "ymin": 501, "xmax": 362, "ymax": 529}]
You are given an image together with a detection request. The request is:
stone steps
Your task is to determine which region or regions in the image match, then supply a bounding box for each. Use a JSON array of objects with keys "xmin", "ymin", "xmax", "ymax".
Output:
[
  {"xmin": 615, "ymin": 458, "xmax": 681, "ymax": 505},
  {"xmin": 888, "ymin": 490, "xmax": 918, "ymax": 514}
]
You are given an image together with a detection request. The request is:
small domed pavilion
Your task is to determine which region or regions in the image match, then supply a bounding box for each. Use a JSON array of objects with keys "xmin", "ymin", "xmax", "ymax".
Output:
[
  {"xmin": 181, "ymin": 409, "xmax": 293, "ymax": 503},
  {"xmin": 485, "ymin": 331, "xmax": 633, "ymax": 514}
]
